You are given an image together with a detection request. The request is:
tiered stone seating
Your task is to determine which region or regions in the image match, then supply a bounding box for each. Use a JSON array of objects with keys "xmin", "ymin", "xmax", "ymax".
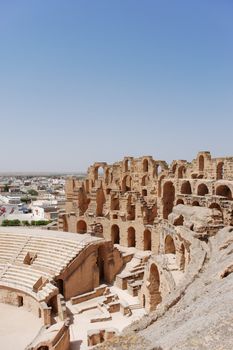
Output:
[
  {"xmin": 0, "ymin": 230, "xmax": 92, "ymax": 301},
  {"xmin": 16, "ymin": 237, "xmax": 86, "ymax": 275}
]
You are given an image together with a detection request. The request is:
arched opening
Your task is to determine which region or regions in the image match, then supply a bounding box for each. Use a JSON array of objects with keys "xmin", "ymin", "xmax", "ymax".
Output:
[
  {"xmin": 17, "ymin": 296, "xmax": 23, "ymax": 307},
  {"xmin": 57, "ymin": 279, "xmax": 64, "ymax": 295},
  {"xmin": 124, "ymin": 159, "xmax": 131, "ymax": 172},
  {"xmin": 94, "ymin": 166, "xmax": 104, "ymax": 180},
  {"xmin": 172, "ymin": 163, "xmax": 177, "ymax": 174},
  {"xmin": 181, "ymin": 181, "xmax": 192, "ymax": 195},
  {"xmin": 141, "ymin": 175, "xmax": 149, "ymax": 186},
  {"xmin": 111, "ymin": 225, "xmax": 120, "ymax": 244},
  {"xmin": 197, "ymin": 183, "xmax": 209, "ymax": 196},
  {"xmin": 127, "ymin": 195, "xmax": 135, "ymax": 220},
  {"xmin": 199, "ymin": 155, "xmax": 204, "ymax": 171},
  {"xmin": 77, "ymin": 220, "xmax": 87, "ymax": 234},
  {"xmin": 143, "ymin": 159, "xmax": 149, "ymax": 172},
  {"xmin": 154, "ymin": 164, "xmax": 162, "ymax": 177},
  {"xmin": 216, "ymin": 185, "xmax": 232, "ymax": 200},
  {"xmin": 209, "ymin": 202, "xmax": 221, "ymax": 211},
  {"xmin": 178, "ymin": 166, "xmax": 186, "ymax": 179},
  {"xmin": 144, "ymin": 229, "xmax": 151, "ymax": 250},
  {"xmin": 147, "ymin": 263, "xmax": 161, "ymax": 310},
  {"xmin": 127, "ymin": 227, "xmax": 136, "ymax": 247},
  {"xmin": 63, "ymin": 216, "xmax": 68, "ymax": 232},
  {"xmin": 176, "ymin": 199, "xmax": 184, "ymax": 205},
  {"xmin": 149, "ymin": 264, "xmax": 160, "ymax": 289},
  {"xmin": 165, "ymin": 235, "xmax": 176, "ymax": 254},
  {"xmin": 180, "ymin": 243, "xmax": 185, "ymax": 271},
  {"xmin": 122, "ymin": 175, "xmax": 132, "ymax": 193},
  {"xmin": 110, "ymin": 194, "xmax": 119, "ymax": 210},
  {"xmin": 174, "ymin": 215, "xmax": 184, "ymax": 226},
  {"xmin": 142, "ymin": 189, "xmax": 147, "ymax": 196},
  {"xmin": 216, "ymin": 162, "xmax": 224, "ymax": 180},
  {"xmin": 162, "ymin": 181, "xmax": 175, "ymax": 219},
  {"xmin": 192, "ymin": 201, "xmax": 200, "ymax": 206},
  {"xmin": 209, "ymin": 203, "xmax": 223, "ymax": 220}
]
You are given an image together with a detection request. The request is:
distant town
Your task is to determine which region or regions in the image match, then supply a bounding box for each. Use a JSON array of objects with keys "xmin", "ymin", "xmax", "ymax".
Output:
[{"xmin": 0, "ymin": 173, "xmax": 85, "ymax": 228}]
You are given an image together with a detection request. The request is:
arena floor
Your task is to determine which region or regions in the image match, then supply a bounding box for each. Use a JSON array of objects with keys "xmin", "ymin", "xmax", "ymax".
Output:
[{"xmin": 0, "ymin": 303, "xmax": 42, "ymax": 350}]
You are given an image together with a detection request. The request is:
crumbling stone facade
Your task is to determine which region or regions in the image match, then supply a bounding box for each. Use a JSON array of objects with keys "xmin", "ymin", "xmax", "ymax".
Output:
[{"xmin": 59, "ymin": 151, "xmax": 233, "ymax": 250}]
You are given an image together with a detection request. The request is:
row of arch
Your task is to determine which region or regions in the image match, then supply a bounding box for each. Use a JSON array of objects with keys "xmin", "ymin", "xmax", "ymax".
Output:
[
  {"xmin": 179, "ymin": 181, "xmax": 232, "ymax": 198},
  {"xmin": 111, "ymin": 225, "xmax": 152, "ymax": 250},
  {"xmin": 172, "ymin": 156, "xmax": 224, "ymax": 179},
  {"xmin": 162, "ymin": 181, "xmax": 232, "ymax": 219}
]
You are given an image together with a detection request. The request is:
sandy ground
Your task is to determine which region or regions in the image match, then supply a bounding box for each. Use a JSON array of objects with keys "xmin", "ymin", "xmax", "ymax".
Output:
[{"xmin": 0, "ymin": 303, "xmax": 42, "ymax": 350}]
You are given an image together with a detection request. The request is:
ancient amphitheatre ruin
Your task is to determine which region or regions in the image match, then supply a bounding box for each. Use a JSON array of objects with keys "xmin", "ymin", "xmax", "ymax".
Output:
[{"xmin": 0, "ymin": 151, "xmax": 233, "ymax": 349}]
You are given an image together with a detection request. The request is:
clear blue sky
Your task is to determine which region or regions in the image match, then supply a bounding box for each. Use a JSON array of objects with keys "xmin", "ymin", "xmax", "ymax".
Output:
[{"xmin": 0, "ymin": 0, "xmax": 233, "ymax": 172}]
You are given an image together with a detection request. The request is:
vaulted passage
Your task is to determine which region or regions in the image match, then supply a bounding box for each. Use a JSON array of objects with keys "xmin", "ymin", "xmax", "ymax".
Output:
[
  {"xmin": 144, "ymin": 229, "xmax": 151, "ymax": 250},
  {"xmin": 165, "ymin": 235, "xmax": 176, "ymax": 254},
  {"xmin": 217, "ymin": 162, "xmax": 224, "ymax": 180},
  {"xmin": 122, "ymin": 175, "xmax": 132, "ymax": 193},
  {"xmin": 147, "ymin": 264, "xmax": 161, "ymax": 310},
  {"xmin": 127, "ymin": 227, "xmax": 136, "ymax": 247},
  {"xmin": 197, "ymin": 183, "xmax": 209, "ymax": 196},
  {"xmin": 111, "ymin": 224, "xmax": 120, "ymax": 244},
  {"xmin": 77, "ymin": 220, "xmax": 87, "ymax": 233},
  {"xmin": 216, "ymin": 185, "xmax": 232, "ymax": 200},
  {"xmin": 163, "ymin": 182, "xmax": 175, "ymax": 219},
  {"xmin": 181, "ymin": 181, "xmax": 192, "ymax": 195}
]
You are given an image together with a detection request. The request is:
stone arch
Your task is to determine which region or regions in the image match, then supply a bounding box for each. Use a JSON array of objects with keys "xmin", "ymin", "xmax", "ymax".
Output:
[
  {"xmin": 111, "ymin": 224, "xmax": 120, "ymax": 244},
  {"xmin": 199, "ymin": 155, "xmax": 204, "ymax": 171},
  {"xmin": 181, "ymin": 181, "xmax": 192, "ymax": 195},
  {"xmin": 172, "ymin": 163, "xmax": 177, "ymax": 174},
  {"xmin": 192, "ymin": 201, "xmax": 200, "ymax": 206},
  {"xmin": 178, "ymin": 165, "xmax": 186, "ymax": 179},
  {"xmin": 209, "ymin": 202, "xmax": 221, "ymax": 211},
  {"xmin": 144, "ymin": 229, "xmax": 151, "ymax": 250},
  {"xmin": 174, "ymin": 215, "xmax": 184, "ymax": 226},
  {"xmin": 216, "ymin": 162, "xmax": 224, "ymax": 180},
  {"xmin": 197, "ymin": 183, "xmax": 209, "ymax": 196},
  {"xmin": 162, "ymin": 181, "xmax": 175, "ymax": 219},
  {"xmin": 143, "ymin": 158, "xmax": 149, "ymax": 172},
  {"xmin": 165, "ymin": 235, "xmax": 176, "ymax": 254},
  {"xmin": 122, "ymin": 175, "xmax": 132, "ymax": 193},
  {"xmin": 110, "ymin": 194, "xmax": 119, "ymax": 210},
  {"xmin": 77, "ymin": 220, "xmax": 87, "ymax": 233},
  {"xmin": 94, "ymin": 166, "xmax": 105, "ymax": 180},
  {"xmin": 147, "ymin": 263, "xmax": 162, "ymax": 310},
  {"xmin": 127, "ymin": 227, "xmax": 136, "ymax": 247},
  {"xmin": 124, "ymin": 159, "xmax": 131, "ymax": 172},
  {"xmin": 216, "ymin": 185, "xmax": 232, "ymax": 200},
  {"xmin": 209, "ymin": 202, "xmax": 223, "ymax": 220},
  {"xmin": 141, "ymin": 175, "xmax": 149, "ymax": 186}
]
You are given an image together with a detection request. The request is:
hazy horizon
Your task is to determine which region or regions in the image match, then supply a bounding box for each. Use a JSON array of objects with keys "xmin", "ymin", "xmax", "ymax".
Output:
[{"xmin": 1, "ymin": 1, "xmax": 233, "ymax": 172}]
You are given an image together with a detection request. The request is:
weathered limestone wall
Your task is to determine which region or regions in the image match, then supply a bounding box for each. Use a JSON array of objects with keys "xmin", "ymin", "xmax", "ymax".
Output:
[{"xmin": 59, "ymin": 151, "xmax": 233, "ymax": 252}]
